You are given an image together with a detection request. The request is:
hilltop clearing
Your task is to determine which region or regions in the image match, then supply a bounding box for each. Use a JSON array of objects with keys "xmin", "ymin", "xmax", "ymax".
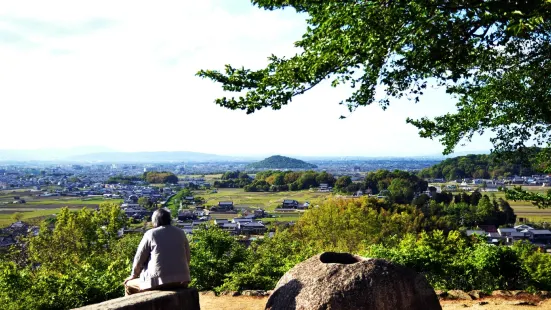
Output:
[{"xmin": 199, "ymin": 295, "xmax": 551, "ymax": 310}]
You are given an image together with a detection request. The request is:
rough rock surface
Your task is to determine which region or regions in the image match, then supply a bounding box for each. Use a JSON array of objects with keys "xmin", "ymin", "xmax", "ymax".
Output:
[
  {"xmin": 242, "ymin": 290, "xmax": 268, "ymax": 296},
  {"xmin": 467, "ymin": 290, "xmax": 486, "ymax": 299},
  {"xmin": 220, "ymin": 291, "xmax": 241, "ymax": 297},
  {"xmin": 447, "ymin": 290, "xmax": 473, "ymax": 300},
  {"xmin": 492, "ymin": 290, "xmax": 512, "ymax": 297},
  {"xmin": 435, "ymin": 290, "xmax": 448, "ymax": 298},
  {"xmin": 265, "ymin": 252, "xmax": 442, "ymax": 310},
  {"xmin": 73, "ymin": 288, "xmax": 200, "ymax": 310}
]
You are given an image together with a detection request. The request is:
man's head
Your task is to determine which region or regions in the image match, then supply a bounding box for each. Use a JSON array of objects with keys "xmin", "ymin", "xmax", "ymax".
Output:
[{"xmin": 152, "ymin": 208, "xmax": 171, "ymax": 227}]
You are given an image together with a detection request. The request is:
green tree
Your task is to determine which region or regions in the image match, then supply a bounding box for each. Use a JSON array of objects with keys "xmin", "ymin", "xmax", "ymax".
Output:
[
  {"xmin": 0, "ymin": 203, "xmax": 131, "ymax": 308},
  {"xmin": 315, "ymin": 171, "xmax": 336, "ymax": 187},
  {"xmin": 189, "ymin": 227, "xmax": 248, "ymax": 292},
  {"xmin": 497, "ymin": 198, "xmax": 517, "ymax": 225},
  {"xmin": 10, "ymin": 212, "xmax": 23, "ymax": 222},
  {"xmin": 273, "ymin": 173, "xmax": 285, "ymax": 186},
  {"xmin": 283, "ymin": 172, "xmax": 301, "ymax": 184},
  {"xmin": 387, "ymin": 178, "xmax": 415, "ymax": 204},
  {"xmin": 143, "ymin": 172, "xmax": 179, "ymax": 184},
  {"xmin": 513, "ymin": 241, "xmax": 551, "ymax": 290},
  {"xmin": 28, "ymin": 203, "xmax": 128, "ymax": 271},
  {"xmin": 295, "ymin": 197, "xmax": 424, "ymax": 252},
  {"xmin": 470, "ymin": 191, "xmax": 483, "ymax": 206},
  {"xmin": 222, "ymin": 171, "xmax": 240, "ymax": 180},
  {"xmin": 476, "ymin": 195, "xmax": 494, "ymax": 224},
  {"xmin": 220, "ymin": 230, "xmax": 319, "ymax": 292},
  {"xmin": 364, "ymin": 230, "xmax": 526, "ymax": 291},
  {"xmin": 198, "ymin": 1, "xmax": 551, "ymax": 153},
  {"xmin": 507, "ymin": 187, "xmax": 551, "ymax": 209},
  {"xmin": 334, "ymin": 176, "xmax": 352, "ymax": 192},
  {"xmin": 137, "ymin": 197, "xmax": 153, "ymax": 211},
  {"xmin": 295, "ymin": 171, "xmax": 318, "ymax": 190}
]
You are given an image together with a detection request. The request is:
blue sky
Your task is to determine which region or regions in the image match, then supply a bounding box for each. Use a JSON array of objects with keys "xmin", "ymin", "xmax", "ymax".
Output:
[{"xmin": 0, "ymin": 0, "xmax": 493, "ymax": 157}]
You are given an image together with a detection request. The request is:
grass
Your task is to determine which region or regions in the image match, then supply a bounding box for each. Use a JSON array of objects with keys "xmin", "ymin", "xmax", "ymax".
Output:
[
  {"xmin": 0, "ymin": 206, "xmax": 96, "ymax": 227},
  {"xmin": 473, "ymin": 187, "xmax": 551, "ymax": 222},
  {"xmin": 261, "ymin": 213, "xmax": 302, "ymax": 223},
  {"xmin": 25, "ymin": 198, "xmax": 123, "ymax": 205},
  {"xmin": 0, "ymin": 192, "xmax": 123, "ymax": 227},
  {"xmin": 175, "ymin": 188, "xmax": 328, "ymax": 225}
]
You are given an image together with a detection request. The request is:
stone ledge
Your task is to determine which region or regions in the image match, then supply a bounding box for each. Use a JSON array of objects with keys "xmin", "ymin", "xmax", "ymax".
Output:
[{"xmin": 73, "ymin": 288, "xmax": 200, "ymax": 310}]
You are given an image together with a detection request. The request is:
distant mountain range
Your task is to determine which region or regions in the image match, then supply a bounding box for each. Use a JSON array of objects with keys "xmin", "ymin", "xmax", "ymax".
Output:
[
  {"xmin": 67, "ymin": 151, "xmax": 240, "ymax": 163},
  {"xmin": 0, "ymin": 148, "xmax": 245, "ymax": 163},
  {"xmin": 0, "ymin": 146, "xmax": 114, "ymax": 161},
  {"xmin": 0, "ymin": 147, "xmax": 490, "ymax": 163}
]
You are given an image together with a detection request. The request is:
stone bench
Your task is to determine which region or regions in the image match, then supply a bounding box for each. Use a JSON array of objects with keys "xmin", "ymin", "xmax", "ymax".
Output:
[{"xmin": 73, "ymin": 288, "xmax": 200, "ymax": 310}]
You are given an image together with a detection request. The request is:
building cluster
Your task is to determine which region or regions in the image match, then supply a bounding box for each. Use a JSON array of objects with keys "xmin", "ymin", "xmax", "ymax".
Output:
[
  {"xmin": 0, "ymin": 172, "xmax": 106, "ymax": 190},
  {"xmin": 0, "ymin": 157, "xmax": 448, "ymax": 191},
  {"xmin": 466, "ymin": 224, "xmax": 551, "ymax": 246},
  {"xmin": 0, "ymin": 164, "xmax": 148, "ymax": 190},
  {"xmin": 0, "ymin": 221, "xmax": 39, "ymax": 248},
  {"xmin": 274, "ymin": 199, "xmax": 310, "ymax": 211},
  {"xmin": 428, "ymin": 175, "xmax": 551, "ymax": 189},
  {"xmin": 313, "ymin": 158, "xmax": 440, "ymax": 173},
  {"xmin": 179, "ymin": 177, "xmax": 211, "ymax": 188},
  {"xmin": 177, "ymin": 210, "xmax": 268, "ymax": 236},
  {"xmin": 119, "ymin": 186, "xmax": 175, "ymax": 220}
]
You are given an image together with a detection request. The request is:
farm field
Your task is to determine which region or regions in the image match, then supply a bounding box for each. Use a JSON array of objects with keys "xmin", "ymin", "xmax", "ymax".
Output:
[
  {"xmin": 0, "ymin": 209, "xmax": 69, "ymax": 227},
  {"xmin": 197, "ymin": 186, "xmax": 551, "ymax": 223},
  {"xmin": 206, "ymin": 212, "xmax": 302, "ymax": 223},
  {"xmin": 430, "ymin": 184, "xmax": 551, "ymax": 222},
  {"xmin": 0, "ymin": 189, "xmax": 122, "ymax": 227},
  {"xmin": 199, "ymin": 186, "xmax": 551, "ymax": 221},
  {"xmin": 187, "ymin": 188, "xmax": 329, "ymax": 223},
  {"xmin": 2, "ymin": 185, "xmax": 551, "ymax": 227},
  {"xmin": 196, "ymin": 188, "xmax": 330, "ymax": 212},
  {"xmin": 476, "ymin": 187, "xmax": 551, "ymax": 222}
]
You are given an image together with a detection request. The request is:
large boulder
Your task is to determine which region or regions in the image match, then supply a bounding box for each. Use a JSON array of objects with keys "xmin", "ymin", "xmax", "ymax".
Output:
[{"xmin": 265, "ymin": 252, "xmax": 441, "ymax": 310}]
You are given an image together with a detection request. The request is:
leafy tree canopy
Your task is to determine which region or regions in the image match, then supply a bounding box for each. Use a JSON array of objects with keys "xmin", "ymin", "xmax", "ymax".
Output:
[
  {"xmin": 418, "ymin": 150, "xmax": 542, "ymax": 180},
  {"xmin": 198, "ymin": 0, "xmax": 551, "ymax": 157},
  {"xmin": 334, "ymin": 175, "xmax": 352, "ymax": 191},
  {"xmin": 143, "ymin": 171, "xmax": 179, "ymax": 184}
]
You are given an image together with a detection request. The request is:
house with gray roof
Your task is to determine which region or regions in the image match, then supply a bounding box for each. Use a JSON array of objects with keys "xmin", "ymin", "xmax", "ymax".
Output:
[{"xmin": 239, "ymin": 221, "xmax": 267, "ymax": 235}]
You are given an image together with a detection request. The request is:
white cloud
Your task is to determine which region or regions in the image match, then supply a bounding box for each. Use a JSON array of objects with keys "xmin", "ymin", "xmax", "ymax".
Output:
[{"xmin": 0, "ymin": 0, "xmax": 492, "ymax": 156}]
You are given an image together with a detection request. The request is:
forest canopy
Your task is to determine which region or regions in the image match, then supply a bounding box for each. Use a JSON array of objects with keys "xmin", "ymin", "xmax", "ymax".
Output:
[
  {"xmin": 142, "ymin": 171, "xmax": 179, "ymax": 184},
  {"xmin": 247, "ymin": 155, "xmax": 317, "ymax": 170},
  {"xmin": 418, "ymin": 151, "xmax": 543, "ymax": 180}
]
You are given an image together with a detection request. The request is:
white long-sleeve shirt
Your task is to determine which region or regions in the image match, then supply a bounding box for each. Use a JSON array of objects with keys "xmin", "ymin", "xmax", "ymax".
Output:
[{"xmin": 131, "ymin": 225, "xmax": 191, "ymax": 290}]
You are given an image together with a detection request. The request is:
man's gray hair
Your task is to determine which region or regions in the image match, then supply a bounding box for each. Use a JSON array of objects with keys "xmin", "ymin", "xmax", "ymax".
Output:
[{"xmin": 152, "ymin": 208, "xmax": 171, "ymax": 227}]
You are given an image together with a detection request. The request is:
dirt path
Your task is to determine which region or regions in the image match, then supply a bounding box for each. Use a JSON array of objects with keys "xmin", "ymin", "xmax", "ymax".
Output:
[
  {"xmin": 200, "ymin": 296, "xmax": 267, "ymax": 310},
  {"xmin": 441, "ymin": 298, "xmax": 551, "ymax": 309},
  {"xmin": 199, "ymin": 295, "xmax": 551, "ymax": 310}
]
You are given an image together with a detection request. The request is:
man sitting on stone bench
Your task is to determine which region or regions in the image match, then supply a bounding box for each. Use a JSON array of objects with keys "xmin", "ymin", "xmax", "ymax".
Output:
[{"xmin": 124, "ymin": 208, "xmax": 191, "ymax": 296}]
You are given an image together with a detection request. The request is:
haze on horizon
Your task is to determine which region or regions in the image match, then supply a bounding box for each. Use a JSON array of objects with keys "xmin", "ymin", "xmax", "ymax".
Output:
[{"xmin": 0, "ymin": 0, "xmax": 494, "ymax": 157}]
